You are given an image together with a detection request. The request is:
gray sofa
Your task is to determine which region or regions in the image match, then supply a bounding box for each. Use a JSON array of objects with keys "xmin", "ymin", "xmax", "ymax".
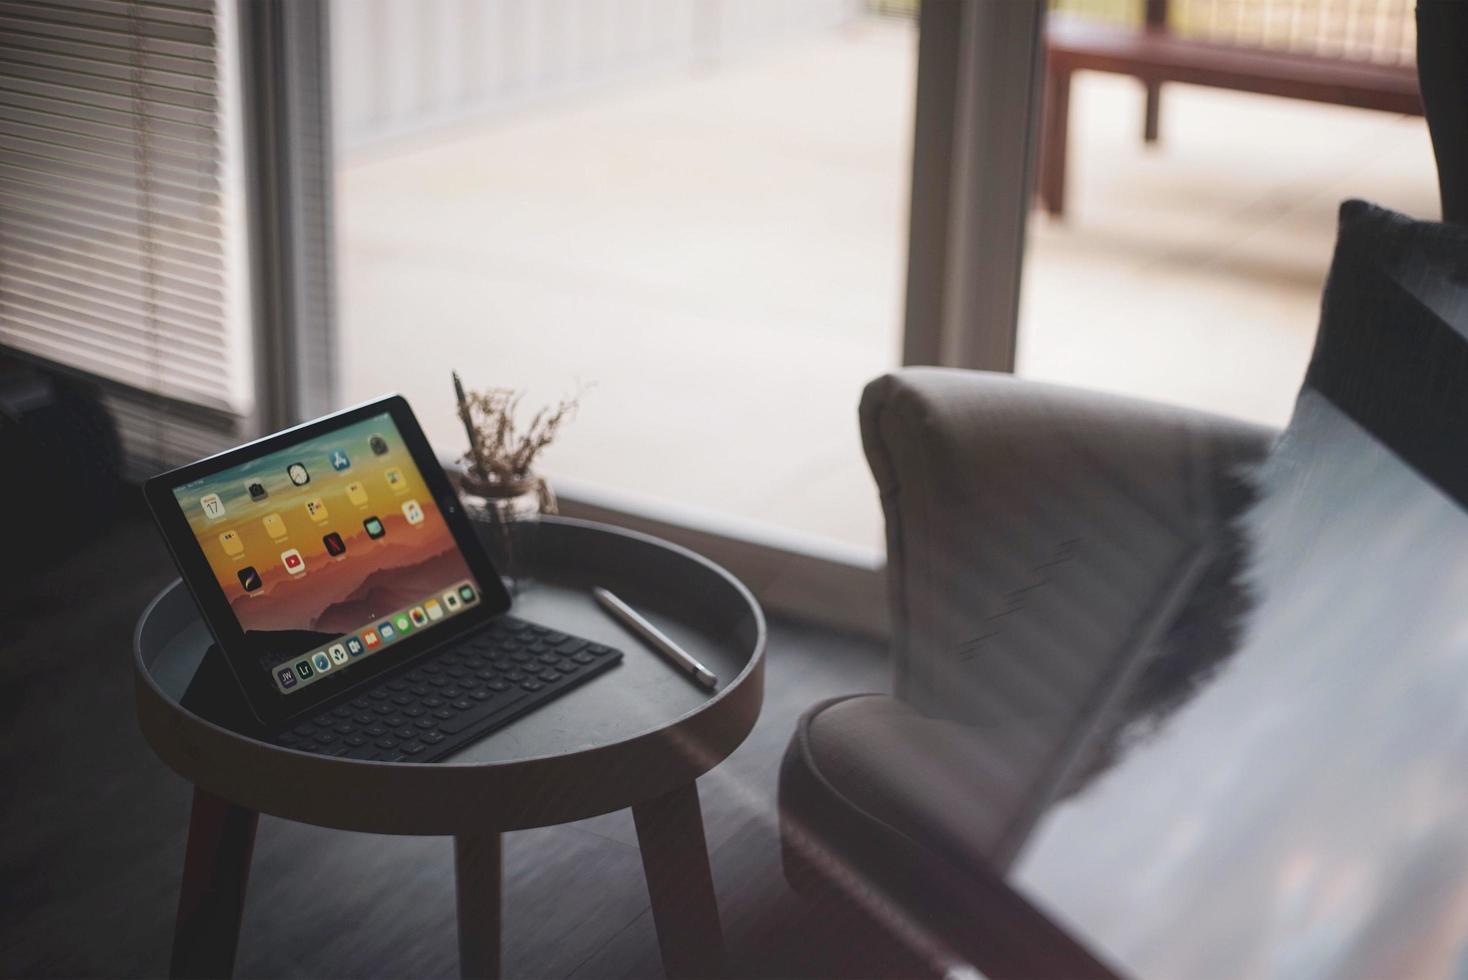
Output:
[{"xmin": 778, "ymin": 367, "xmax": 1275, "ymax": 974}]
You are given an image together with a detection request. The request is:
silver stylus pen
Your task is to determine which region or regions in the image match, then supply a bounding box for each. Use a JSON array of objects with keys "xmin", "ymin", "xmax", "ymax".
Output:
[{"xmin": 592, "ymin": 587, "xmax": 718, "ymax": 690}]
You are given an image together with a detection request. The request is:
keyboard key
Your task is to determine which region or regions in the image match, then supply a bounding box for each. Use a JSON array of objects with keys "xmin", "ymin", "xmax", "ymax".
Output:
[
  {"xmin": 353, "ymin": 713, "xmax": 374, "ymax": 725},
  {"xmin": 428, "ymin": 675, "xmax": 448, "ymax": 687},
  {"xmin": 505, "ymin": 671, "xmax": 526, "ymax": 682},
  {"xmin": 573, "ymin": 652, "xmax": 595, "ymax": 664},
  {"xmin": 402, "ymin": 705, "xmax": 426, "ymax": 718},
  {"xmin": 432, "ymin": 708, "xmax": 453, "ymax": 720},
  {"xmin": 334, "ymin": 722, "xmax": 355, "ymax": 735},
  {"xmin": 422, "ymin": 663, "xmax": 443, "ymax": 674},
  {"xmin": 588, "ymin": 644, "xmax": 612, "ymax": 656},
  {"xmin": 332, "ymin": 706, "xmax": 354, "ymax": 718},
  {"xmin": 394, "ymin": 726, "xmax": 417, "ymax": 740},
  {"xmin": 438, "ymin": 692, "xmax": 527, "ymax": 734},
  {"xmin": 442, "ymin": 687, "xmax": 464, "ymax": 700},
  {"xmin": 556, "ymin": 639, "xmax": 588, "ymax": 654},
  {"xmin": 314, "ymin": 733, "xmax": 338, "ymax": 745},
  {"xmin": 414, "ymin": 717, "xmax": 437, "ymax": 730},
  {"xmin": 387, "ymin": 680, "xmax": 407, "ymax": 692},
  {"xmin": 391, "ymin": 694, "xmax": 414, "ymax": 706},
  {"xmin": 384, "ymin": 715, "xmax": 407, "ymax": 728},
  {"xmin": 369, "ymin": 689, "xmax": 390, "ymax": 700},
  {"xmin": 365, "ymin": 725, "xmax": 387, "ymax": 738},
  {"xmin": 487, "ymin": 680, "xmax": 510, "ymax": 692},
  {"xmin": 422, "ymin": 697, "xmax": 445, "ymax": 708},
  {"xmin": 470, "ymin": 689, "xmax": 491, "ymax": 701},
  {"xmin": 375, "ymin": 737, "xmax": 399, "ymax": 750},
  {"xmin": 520, "ymin": 680, "xmax": 544, "ymax": 691},
  {"xmin": 538, "ymin": 653, "xmax": 560, "ymax": 665},
  {"xmin": 373, "ymin": 703, "xmax": 394, "ymax": 715},
  {"xmin": 511, "ymin": 651, "xmax": 532, "ymax": 663},
  {"xmin": 291, "ymin": 724, "xmax": 317, "ymax": 737},
  {"xmin": 350, "ymin": 697, "xmax": 371, "ymax": 709},
  {"xmin": 409, "ymin": 685, "xmax": 430, "ymax": 697},
  {"xmin": 445, "ymin": 665, "xmax": 468, "ymax": 678},
  {"xmin": 345, "ymin": 734, "xmax": 368, "ymax": 746},
  {"xmin": 538, "ymin": 669, "xmax": 560, "ymax": 682},
  {"xmin": 543, "ymin": 631, "xmax": 567, "ymax": 644},
  {"xmin": 555, "ymin": 661, "xmax": 577, "ymax": 674},
  {"xmin": 423, "ymin": 731, "xmax": 445, "ymax": 744},
  {"xmin": 402, "ymin": 741, "xmax": 426, "ymax": 755},
  {"xmin": 451, "ymin": 699, "xmax": 471, "ymax": 711}
]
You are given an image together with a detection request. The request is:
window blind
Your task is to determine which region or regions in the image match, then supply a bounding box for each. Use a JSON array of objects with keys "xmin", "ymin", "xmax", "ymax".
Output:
[{"xmin": 0, "ymin": 0, "xmax": 242, "ymax": 468}]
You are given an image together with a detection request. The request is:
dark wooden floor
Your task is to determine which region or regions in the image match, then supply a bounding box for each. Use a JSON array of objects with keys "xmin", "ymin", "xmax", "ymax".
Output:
[{"xmin": 0, "ymin": 500, "xmax": 935, "ymax": 979}]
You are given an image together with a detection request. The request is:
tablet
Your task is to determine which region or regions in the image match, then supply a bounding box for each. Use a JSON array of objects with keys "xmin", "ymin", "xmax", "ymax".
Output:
[{"xmin": 144, "ymin": 395, "xmax": 512, "ymax": 730}]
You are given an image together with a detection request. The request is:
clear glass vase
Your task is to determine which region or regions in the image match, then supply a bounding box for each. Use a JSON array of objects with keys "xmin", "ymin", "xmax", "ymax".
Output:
[{"xmin": 457, "ymin": 476, "xmax": 554, "ymax": 594}]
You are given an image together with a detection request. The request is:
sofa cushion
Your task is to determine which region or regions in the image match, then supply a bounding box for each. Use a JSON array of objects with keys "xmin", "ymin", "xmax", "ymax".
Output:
[
  {"xmin": 780, "ymin": 694, "xmax": 1116, "ymax": 977},
  {"xmin": 857, "ymin": 367, "xmax": 1272, "ymax": 861},
  {"xmin": 782, "ymin": 695, "xmax": 1029, "ymax": 870}
]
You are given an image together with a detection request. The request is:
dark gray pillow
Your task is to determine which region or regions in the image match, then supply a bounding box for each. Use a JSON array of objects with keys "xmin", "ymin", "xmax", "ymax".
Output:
[{"xmin": 1305, "ymin": 200, "xmax": 1468, "ymax": 507}]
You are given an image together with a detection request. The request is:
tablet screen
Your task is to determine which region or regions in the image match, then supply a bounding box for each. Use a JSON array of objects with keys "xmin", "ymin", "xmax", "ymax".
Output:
[{"xmin": 170, "ymin": 411, "xmax": 483, "ymax": 697}]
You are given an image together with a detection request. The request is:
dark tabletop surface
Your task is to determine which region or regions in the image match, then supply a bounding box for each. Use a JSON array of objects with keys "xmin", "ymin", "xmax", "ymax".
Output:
[{"xmin": 141, "ymin": 517, "xmax": 763, "ymax": 767}]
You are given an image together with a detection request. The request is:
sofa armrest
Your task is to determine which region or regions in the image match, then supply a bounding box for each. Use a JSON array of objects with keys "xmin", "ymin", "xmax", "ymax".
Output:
[{"xmin": 861, "ymin": 368, "xmax": 1274, "ymax": 858}]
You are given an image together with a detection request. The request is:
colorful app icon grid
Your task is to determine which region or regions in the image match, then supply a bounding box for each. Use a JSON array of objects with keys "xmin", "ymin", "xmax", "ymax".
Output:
[{"xmin": 270, "ymin": 581, "xmax": 480, "ymax": 693}]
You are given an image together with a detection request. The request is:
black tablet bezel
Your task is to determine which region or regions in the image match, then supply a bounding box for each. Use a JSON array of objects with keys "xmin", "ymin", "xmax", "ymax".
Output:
[{"xmin": 142, "ymin": 395, "xmax": 512, "ymax": 731}]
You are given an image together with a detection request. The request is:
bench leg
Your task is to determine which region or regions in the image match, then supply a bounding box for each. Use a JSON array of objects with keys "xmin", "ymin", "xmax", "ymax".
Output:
[
  {"xmin": 455, "ymin": 831, "xmax": 503, "ymax": 980},
  {"xmin": 171, "ymin": 787, "xmax": 258, "ymax": 979},
  {"xmin": 1039, "ymin": 65, "xmax": 1072, "ymax": 217},
  {"xmin": 633, "ymin": 783, "xmax": 726, "ymax": 979},
  {"xmin": 1143, "ymin": 79, "xmax": 1162, "ymax": 143}
]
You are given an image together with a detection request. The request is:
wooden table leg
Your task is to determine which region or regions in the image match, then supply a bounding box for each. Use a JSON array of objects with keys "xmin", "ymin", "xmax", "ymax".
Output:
[
  {"xmin": 1143, "ymin": 79, "xmax": 1162, "ymax": 143},
  {"xmin": 171, "ymin": 786, "xmax": 258, "ymax": 979},
  {"xmin": 1039, "ymin": 65, "xmax": 1072, "ymax": 217},
  {"xmin": 454, "ymin": 831, "xmax": 503, "ymax": 980},
  {"xmin": 632, "ymin": 782, "xmax": 726, "ymax": 979}
]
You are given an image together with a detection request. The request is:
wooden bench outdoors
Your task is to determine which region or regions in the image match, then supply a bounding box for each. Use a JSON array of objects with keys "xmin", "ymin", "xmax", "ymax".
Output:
[{"xmin": 1039, "ymin": 0, "xmax": 1424, "ymax": 217}]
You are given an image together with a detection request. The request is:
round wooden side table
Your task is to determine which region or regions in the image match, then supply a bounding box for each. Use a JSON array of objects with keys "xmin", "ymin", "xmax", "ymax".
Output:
[{"xmin": 133, "ymin": 517, "xmax": 766, "ymax": 979}]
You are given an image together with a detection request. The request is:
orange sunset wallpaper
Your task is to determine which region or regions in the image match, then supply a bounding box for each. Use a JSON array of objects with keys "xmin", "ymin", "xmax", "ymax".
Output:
[{"xmin": 171, "ymin": 413, "xmax": 478, "ymax": 647}]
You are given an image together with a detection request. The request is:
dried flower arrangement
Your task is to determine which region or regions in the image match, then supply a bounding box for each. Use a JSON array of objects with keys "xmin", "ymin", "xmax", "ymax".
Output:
[{"xmin": 452, "ymin": 371, "xmax": 581, "ymax": 507}]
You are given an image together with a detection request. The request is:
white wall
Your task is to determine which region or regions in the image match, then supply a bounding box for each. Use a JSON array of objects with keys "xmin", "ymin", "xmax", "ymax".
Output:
[{"xmin": 331, "ymin": 0, "xmax": 864, "ymax": 154}]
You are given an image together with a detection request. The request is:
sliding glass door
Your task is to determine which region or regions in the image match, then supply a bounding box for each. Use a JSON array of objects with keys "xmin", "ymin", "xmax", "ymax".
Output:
[{"xmin": 329, "ymin": 0, "xmax": 921, "ymax": 556}]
